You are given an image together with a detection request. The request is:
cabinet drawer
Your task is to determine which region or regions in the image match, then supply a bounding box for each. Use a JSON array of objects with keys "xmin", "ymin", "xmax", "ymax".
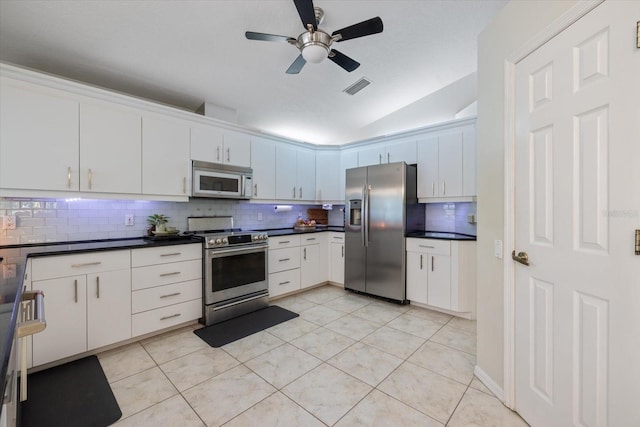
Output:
[
  {"xmin": 132, "ymin": 279, "xmax": 202, "ymax": 314},
  {"xmin": 131, "ymin": 243, "xmax": 201, "ymax": 267},
  {"xmin": 330, "ymin": 233, "xmax": 344, "ymax": 242},
  {"xmin": 132, "ymin": 259, "xmax": 202, "ymax": 291},
  {"xmin": 132, "ymin": 299, "xmax": 201, "ymax": 337},
  {"xmin": 406, "ymin": 238, "xmax": 450, "ymax": 255},
  {"xmin": 300, "ymin": 235, "xmax": 320, "ymax": 245},
  {"xmin": 269, "ymin": 269, "xmax": 300, "ymax": 298},
  {"xmin": 31, "ymin": 250, "xmax": 130, "ymax": 281},
  {"xmin": 268, "ymin": 235, "xmax": 300, "ymax": 249},
  {"xmin": 268, "ymin": 247, "xmax": 300, "ymax": 273}
]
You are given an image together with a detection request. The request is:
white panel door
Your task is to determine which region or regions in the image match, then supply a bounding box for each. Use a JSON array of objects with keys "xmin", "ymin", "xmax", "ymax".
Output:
[
  {"xmin": 275, "ymin": 145, "xmax": 297, "ymax": 200},
  {"xmin": 296, "ymin": 148, "xmax": 316, "ymax": 201},
  {"xmin": 416, "ymin": 136, "xmax": 439, "ymax": 198},
  {"xmin": 437, "ymin": 132, "xmax": 463, "ymax": 197},
  {"xmin": 223, "ymin": 130, "xmax": 251, "ymax": 167},
  {"xmin": 514, "ymin": 2, "xmax": 640, "ymax": 426},
  {"xmin": 315, "ymin": 150, "xmax": 340, "ymax": 201},
  {"xmin": 191, "ymin": 125, "xmax": 224, "ymax": 163}
]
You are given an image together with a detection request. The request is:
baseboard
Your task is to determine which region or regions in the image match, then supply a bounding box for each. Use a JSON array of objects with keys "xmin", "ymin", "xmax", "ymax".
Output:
[{"xmin": 474, "ymin": 365, "xmax": 505, "ymax": 402}]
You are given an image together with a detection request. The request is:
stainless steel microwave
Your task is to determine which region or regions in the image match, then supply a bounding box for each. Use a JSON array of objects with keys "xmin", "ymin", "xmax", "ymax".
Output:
[{"xmin": 191, "ymin": 161, "xmax": 253, "ymax": 199}]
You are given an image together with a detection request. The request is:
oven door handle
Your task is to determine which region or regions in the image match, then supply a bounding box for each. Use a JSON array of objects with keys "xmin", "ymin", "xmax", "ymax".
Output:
[
  {"xmin": 213, "ymin": 292, "xmax": 269, "ymax": 311},
  {"xmin": 209, "ymin": 244, "xmax": 268, "ymax": 257}
]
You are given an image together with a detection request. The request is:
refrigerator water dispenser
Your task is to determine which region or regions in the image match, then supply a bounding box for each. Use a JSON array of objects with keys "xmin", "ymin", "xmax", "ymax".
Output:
[{"xmin": 349, "ymin": 200, "xmax": 362, "ymax": 226}]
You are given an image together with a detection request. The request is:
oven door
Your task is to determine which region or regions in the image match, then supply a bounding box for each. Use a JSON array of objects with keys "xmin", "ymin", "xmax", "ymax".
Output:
[{"xmin": 204, "ymin": 244, "xmax": 268, "ymax": 305}]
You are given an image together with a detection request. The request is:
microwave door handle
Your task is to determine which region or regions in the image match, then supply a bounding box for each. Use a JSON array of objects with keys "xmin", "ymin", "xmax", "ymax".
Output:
[{"xmin": 240, "ymin": 175, "xmax": 246, "ymax": 197}]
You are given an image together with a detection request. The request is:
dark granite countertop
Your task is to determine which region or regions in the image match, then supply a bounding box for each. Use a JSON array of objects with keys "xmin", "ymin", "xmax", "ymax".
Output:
[
  {"xmin": 0, "ymin": 235, "xmax": 201, "ymax": 399},
  {"xmin": 405, "ymin": 231, "xmax": 477, "ymax": 241}
]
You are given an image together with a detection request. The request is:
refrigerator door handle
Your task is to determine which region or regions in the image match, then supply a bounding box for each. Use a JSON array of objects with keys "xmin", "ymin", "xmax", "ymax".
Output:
[{"xmin": 364, "ymin": 184, "xmax": 371, "ymax": 247}]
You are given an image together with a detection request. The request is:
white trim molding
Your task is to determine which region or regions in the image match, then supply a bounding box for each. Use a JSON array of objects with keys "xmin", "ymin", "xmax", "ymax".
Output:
[{"xmin": 474, "ymin": 365, "xmax": 505, "ymax": 402}]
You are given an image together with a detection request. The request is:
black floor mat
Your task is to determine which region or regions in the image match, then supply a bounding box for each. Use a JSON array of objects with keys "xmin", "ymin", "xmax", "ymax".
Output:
[
  {"xmin": 19, "ymin": 355, "xmax": 121, "ymax": 427},
  {"xmin": 194, "ymin": 305, "xmax": 299, "ymax": 347}
]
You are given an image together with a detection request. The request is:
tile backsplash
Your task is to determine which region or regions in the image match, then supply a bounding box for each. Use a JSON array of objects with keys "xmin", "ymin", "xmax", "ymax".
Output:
[
  {"xmin": 1, "ymin": 197, "xmax": 473, "ymax": 245},
  {"xmin": 0, "ymin": 198, "xmax": 345, "ymax": 245},
  {"xmin": 424, "ymin": 202, "xmax": 477, "ymax": 236}
]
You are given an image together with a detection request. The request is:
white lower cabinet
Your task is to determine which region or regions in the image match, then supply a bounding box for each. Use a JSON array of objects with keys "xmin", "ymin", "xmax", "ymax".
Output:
[
  {"xmin": 131, "ymin": 243, "xmax": 203, "ymax": 337},
  {"xmin": 269, "ymin": 234, "xmax": 328, "ymax": 298},
  {"xmin": 329, "ymin": 232, "xmax": 345, "ymax": 286},
  {"xmin": 406, "ymin": 238, "xmax": 476, "ymax": 317},
  {"xmin": 31, "ymin": 250, "xmax": 131, "ymax": 367}
]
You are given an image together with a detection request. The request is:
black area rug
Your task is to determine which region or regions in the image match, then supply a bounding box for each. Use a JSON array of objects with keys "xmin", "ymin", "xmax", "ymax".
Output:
[
  {"xmin": 194, "ymin": 305, "xmax": 299, "ymax": 347},
  {"xmin": 19, "ymin": 355, "xmax": 121, "ymax": 427}
]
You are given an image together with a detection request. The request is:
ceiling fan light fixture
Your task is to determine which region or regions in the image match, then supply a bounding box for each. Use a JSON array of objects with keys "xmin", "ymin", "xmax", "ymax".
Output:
[{"xmin": 301, "ymin": 43, "xmax": 329, "ymax": 63}]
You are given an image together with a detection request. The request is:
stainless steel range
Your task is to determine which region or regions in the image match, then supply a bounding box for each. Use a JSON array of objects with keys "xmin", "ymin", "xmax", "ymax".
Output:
[{"xmin": 186, "ymin": 217, "xmax": 269, "ymax": 326}]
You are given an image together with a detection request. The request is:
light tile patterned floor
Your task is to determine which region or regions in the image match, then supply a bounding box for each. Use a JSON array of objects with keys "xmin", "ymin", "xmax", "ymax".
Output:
[{"xmin": 101, "ymin": 285, "xmax": 529, "ymax": 426}]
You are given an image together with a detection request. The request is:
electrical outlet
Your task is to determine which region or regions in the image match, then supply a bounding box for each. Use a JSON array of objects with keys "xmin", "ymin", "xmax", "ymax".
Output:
[
  {"xmin": 257, "ymin": 212, "xmax": 263, "ymax": 221},
  {"xmin": 2, "ymin": 264, "xmax": 17, "ymax": 279},
  {"xmin": 1, "ymin": 215, "xmax": 17, "ymax": 230},
  {"xmin": 125, "ymin": 214, "xmax": 134, "ymax": 226},
  {"xmin": 494, "ymin": 240, "xmax": 503, "ymax": 259}
]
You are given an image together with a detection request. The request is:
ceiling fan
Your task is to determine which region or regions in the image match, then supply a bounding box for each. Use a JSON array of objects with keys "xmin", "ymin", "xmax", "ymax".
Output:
[{"xmin": 245, "ymin": 0, "xmax": 383, "ymax": 74}]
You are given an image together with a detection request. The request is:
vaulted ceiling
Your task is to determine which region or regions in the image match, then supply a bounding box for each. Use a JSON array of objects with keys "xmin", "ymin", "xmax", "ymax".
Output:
[{"xmin": 0, "ymin": 0, "xmax": 507, "ymax": 145}]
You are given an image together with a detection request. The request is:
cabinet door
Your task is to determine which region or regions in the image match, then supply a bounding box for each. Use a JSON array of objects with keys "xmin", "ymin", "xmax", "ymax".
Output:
[
  {"xmin": 462, "ymin": 125, "xmax": 476, "ymax": 197},
  {"xmin": 296, "ymin": 148, "xmax": 316, "ymax": 201},
  {"xmin": 80, "ymin": 102, "xmax": 142, "ymax": 194},
  {"xmin": 406, "ymin": 251, "xmax": 428, "ymax": 304},
  {"xmin": 330, "ymin": 242, "xmax": 345, "ymax": 285},
  {"xmin": 300, "ymin": 244, "xmax": 320, "ymax": 289},
  {"xmin": 339, "ymin": 149, "xmax": 358, "ymax": 202},
  {"xmin": 358, "ymin": 144, "xmax": 385, "ymax": 166},
  {"xmin": 142, "ymin": 115, "xmax": 190, "ymax": 197},
  {"xmin": 437, "ymin": 132, "xmax": 463, "ymax": 197},
  {"xmin": 386, "ymin": 137, "xmax": 417, "ymax": 165},
  {"xmin": 87, "ymin": 269, "xmax": 131, "ymax": 350},
  {"xmin": 0, "ymin": 82, "xmax": 80, "ymax": 191},
  {"xmin": 427, "ymin": 254, "xmax": 451, "ymax": 309},
  {"xmin": 416, "ymin": 136, "xmax": 439, "ymax": 198},
  {"xmin": 223, "ymin": 130, "xmax": 251, "ymax": 167},
  {"xmin": 275, "ymin": 145, "xmax": 298, "ymax": 199},
  {"xmin": 315, "ymin": 150, "xmax": 340, "ymax": 201},
  {"xmin": 251, "ymin": 137, "xmax": 276, "ymax": 200},
  {"xmin": 32, "ymin": 276, "xmax": 87, "ymax": 366},
  {"xmin": 190, "ymin": 125, "xmax": 224, "ymax": 163}
]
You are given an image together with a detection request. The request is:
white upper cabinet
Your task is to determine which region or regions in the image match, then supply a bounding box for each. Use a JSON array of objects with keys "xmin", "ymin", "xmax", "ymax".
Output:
[
  {"xmin": 417, "ymin": 120, "xmax": 476, "ymax": 202},
  {"xmin": 250, "ymin": 137, "xmax": 276, "ymax": 200},
  {"xmin": 357, "ymin": 138, "xmax": 417, "ymax": 167},
  {"xmin": 0, "ymin": 80, "xmax": 80, "ymax": 192},
  {"xmin": 80, "ymin": 101, "xmax": 142, "ymax": 194},
  {"xmin": 339, "ymin": 149, "xmax": 358, "ymax": 202},
  {"xmin": 315, "ymin": 150, "xmax": 341, "ymax": 202},
  {"xmin": 142, "ymin": 115, "xmax": 190, "ymax": 199},
  {"xmin": 190, "ymin": 125, "xmax": 251, "ymax": 167},
  {"xmin": 276, "ymin": 145, "xmax": 316, "ymax": 201}
]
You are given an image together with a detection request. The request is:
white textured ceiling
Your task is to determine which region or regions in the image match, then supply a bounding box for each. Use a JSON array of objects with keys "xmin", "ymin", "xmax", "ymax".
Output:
[{"xmin": 0, "ymin": 0, "xmax": 506, "ymax": 145}]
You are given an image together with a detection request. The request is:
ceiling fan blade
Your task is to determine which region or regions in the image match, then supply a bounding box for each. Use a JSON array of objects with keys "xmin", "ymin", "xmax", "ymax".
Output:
[
  {"xmin": 286, "ymin": 54, "xmax": 307, "ymax": 74},
  {"xmin": 328, "ymin": 49, "xmax": 360, "ymax": 72},
  {"xmin": 293, "ymin": 0, "xmax": 317, "ymax": 30},
  {"xmin": 332, "ymin": 17, "xmax": 383, "ymax": 42},
  {"xmin": 245, "ymin": 31, "xmax": 296, "ymax": 43}
]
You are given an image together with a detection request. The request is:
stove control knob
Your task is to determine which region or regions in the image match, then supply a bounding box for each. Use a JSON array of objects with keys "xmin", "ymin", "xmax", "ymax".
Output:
[
  {"xmin": 252, "ymin": 235, "xmax": 259, "ymax": 241},
  {"xmin": 261, "ymin": 234, "xmax": 268, "ymax": 240},
  {"xmin": 214, "ymin": 238, "xmax": 222, "ymax": 245},
  {"xmin": 222, "ymin": 238, "xmax": 228, "ymax": 244},
  {"xmin": 208, "ymin": 239, "xmax": 215, "ymax": 246}
]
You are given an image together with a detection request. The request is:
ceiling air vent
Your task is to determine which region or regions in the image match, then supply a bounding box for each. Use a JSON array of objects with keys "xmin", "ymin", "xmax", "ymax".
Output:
[{"xmin": 343, "ymin": 77, "xmax": 371, "ymax": 96}]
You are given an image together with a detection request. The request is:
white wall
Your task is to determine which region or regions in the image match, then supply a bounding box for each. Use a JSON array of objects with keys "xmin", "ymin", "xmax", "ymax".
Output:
[{"xmin": 476, "ymin": 0, "xmax": 581, "ymax": 391}]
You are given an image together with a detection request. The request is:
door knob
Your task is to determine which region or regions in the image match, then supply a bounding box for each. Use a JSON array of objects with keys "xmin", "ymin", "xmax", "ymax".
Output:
[{"xmin": 511, "ymin": 250, "xmax": 530, "ymax": 266}]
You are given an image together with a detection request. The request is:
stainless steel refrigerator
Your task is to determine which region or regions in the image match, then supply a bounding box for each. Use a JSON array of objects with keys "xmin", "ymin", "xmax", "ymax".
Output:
[{"xmin": 345, "ymin": 162, "xmax": 424, "ymax": 301}]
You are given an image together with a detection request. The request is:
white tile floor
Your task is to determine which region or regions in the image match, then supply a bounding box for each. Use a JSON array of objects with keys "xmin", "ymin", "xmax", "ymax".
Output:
[{"xmin": 99, "ymin": 285, "xmax": 529, "ymax": 426}]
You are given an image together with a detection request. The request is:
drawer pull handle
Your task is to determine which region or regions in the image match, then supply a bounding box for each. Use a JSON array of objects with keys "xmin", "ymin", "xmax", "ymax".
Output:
[
  {"xmin": 432, "ymin": 256, "xmax": 435, "ymax": 272},
  {"xmin": 303, "ymin": 248, "xmax": 307, "ymax": 260},
  {"xmin": 279, "ymin": 241, "xmax": 290, "ymax": 244},
  {"xmin": 306, "ymin": 238, "xmax": 316, "ymax": 241},
  {"xmin": 160, "ymin": 252, "xmax": 181, "ymax": 257},
  {"xmin": 279, "ymin": 281, "xmax": 291, "ymax": 285},
  {"xmin": 67, "ymin": 166, "xmax": 72, "ymax": 188},
  {"xmin": 279, "ymin": 258, "xmax": 290, "ymax": 262},
  {"xmin": 160, "ymin": 313, "xmax": 181, "ymax": 321},
  {"xmin": 160, "ymin": 292, "xmax": 181, "ymax": 299},
  {"xmin": 418, "ymin": 245, "xmax": 435, "ymax": 249},
  {"xmin": 96, "ymin": 276, "xmax": 100, "ymax": 299},
  {"xmin": 160, "ymin": 272, "xmax": 181, "ymax": 277},
  {"xmin": 71, "ymin": 262, "xmax": 102, "ymax": 268},
  {"xmin": 74, "ymin": 279, "xmax": 78, "ymax": 303},
  {"xmin": 420, "ymin": 254, "xmax": 423, "ymax": 270}
]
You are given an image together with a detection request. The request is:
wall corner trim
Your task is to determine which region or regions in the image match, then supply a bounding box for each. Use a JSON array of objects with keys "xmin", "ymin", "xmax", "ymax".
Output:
[{"xmin": 474, "ymin": 365, "xmax": 506, "ymax": 403}]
